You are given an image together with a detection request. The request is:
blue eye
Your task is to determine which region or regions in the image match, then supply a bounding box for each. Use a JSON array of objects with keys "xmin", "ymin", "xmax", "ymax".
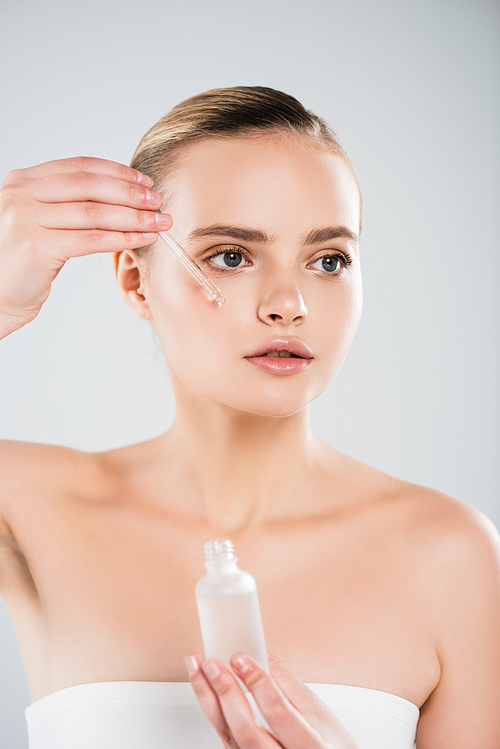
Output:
[
  {"xmin": 211, "ymin": 251, "xmax": 244, "ymax": 268},
  {"xmin": 310, "ymin": 255, "xmax": 342, "ymax": 272}
]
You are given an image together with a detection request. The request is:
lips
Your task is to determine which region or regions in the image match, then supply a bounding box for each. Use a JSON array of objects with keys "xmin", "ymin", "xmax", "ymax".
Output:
[
  {"xmin": 244, "ymin": 338, "xmax": 313, "ymax": 376},
  {"xmin": 244, "ymin": 338, "xmax": 313, "ymax": 360}
]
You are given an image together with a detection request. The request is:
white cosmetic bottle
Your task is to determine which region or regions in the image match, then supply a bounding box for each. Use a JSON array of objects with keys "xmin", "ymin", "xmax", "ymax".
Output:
[{"xmin": 195, "ymin": 538, "xmax": 269, "ymax": 693}]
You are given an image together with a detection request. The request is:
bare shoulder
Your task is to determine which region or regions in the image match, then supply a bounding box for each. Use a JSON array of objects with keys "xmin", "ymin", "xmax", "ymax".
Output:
[
  {"xmin": 334, "ymin": 448, "xmax": 499, "ymax": 566},
  {"xmin": 0, "ymin": 439, "xmax": 113, "ymax": 543},
  {"xmin": 404, "ymin": 484, "xmax": 500, "ymax": 628},
  {"xmin": 341, "ymin": 456, "xmax": 500, "ymax": 742},
  {"xmin": 395, "ymin": 481, "xmax": 500, "ymax": 580},
  {"xmin": 390, "ymin": 476, "xmax": 498, "ymax": 585},
  {"xmin": 396, "ymin": 491, "xmax": 500, "ymax": 744},
  {"xmin": 360, "ymin": 469, "xmax": 500, "ymax": 744},
  {"xmin": 332, "ymin": 447, "xmax": 500, "ymax": 605}
]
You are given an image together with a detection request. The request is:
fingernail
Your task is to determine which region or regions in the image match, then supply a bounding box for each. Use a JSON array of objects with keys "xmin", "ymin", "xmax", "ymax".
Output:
[
  {"xmin": 184, "ymin": 656, "xmax": 199, "ymax": 676},
  {"xmin": 155, "ymin": 212, "xmax": 172, "ymax": 228},
  {"xmin": 233, "ymin": 655, "xmax": 252, "ymax": 674},
  {"xmin": 203, "ymin": 661, "xmax": 220, "ymax": 679},
  {"xmin": 147, "ymin": 190, "xmax": 162, "ymax": 205},
  {"xmin": 138, "ymin": 173, "xmax": 154, "ymax": 187}
]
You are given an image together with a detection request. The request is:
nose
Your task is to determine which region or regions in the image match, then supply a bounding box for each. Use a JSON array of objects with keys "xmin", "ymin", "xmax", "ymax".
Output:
[{"xmin": 257, "ymin": 275, "xmax": 308, "ymax": 326}]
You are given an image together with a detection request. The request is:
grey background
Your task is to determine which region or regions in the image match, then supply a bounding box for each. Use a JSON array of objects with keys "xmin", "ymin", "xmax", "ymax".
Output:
[{"xmin": 0, "ymin": 0, "xmax": 499, "ymax": 745}]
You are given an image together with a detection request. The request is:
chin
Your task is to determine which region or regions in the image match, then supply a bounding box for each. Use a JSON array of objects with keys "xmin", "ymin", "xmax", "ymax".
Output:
[
  {"xmin": 168, "ymin": 361, "xmax": 326, "ymax": 418},
  {"xmin": 241, "ymin": 404, "xmax": 307, "ymax": 418},
  {"xmin": 239, "ymin": 377, "xmax": 326, "ymax": 418},
  {"xmin": 213, "ymin": 391, "xmax": 316, "ymax": 419}
]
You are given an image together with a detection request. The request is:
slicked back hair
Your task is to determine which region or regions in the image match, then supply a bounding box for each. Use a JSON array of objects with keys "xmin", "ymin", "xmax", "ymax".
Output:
[{"xmin": 131, "ymin": 86, "xmax": 360, "ymax": 254}]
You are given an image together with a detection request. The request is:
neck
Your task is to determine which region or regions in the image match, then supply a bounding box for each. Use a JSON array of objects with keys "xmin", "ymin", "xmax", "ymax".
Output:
[{"xmin": 140, "ymin": 395, "xmax": 330, "ymax": 535}]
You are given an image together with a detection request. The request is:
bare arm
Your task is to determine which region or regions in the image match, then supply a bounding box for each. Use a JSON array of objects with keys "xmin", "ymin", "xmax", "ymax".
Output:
[
  {"xmin": 0, "ymin": 440, "xmax": 40, "ymax": 594},
  {"xmin": 0, "ymin": 156, "xmax": 173, "ymax": 581},
  {"xmin": 416, "ymin": 504, "xmax": 500, "ymax": 747}
]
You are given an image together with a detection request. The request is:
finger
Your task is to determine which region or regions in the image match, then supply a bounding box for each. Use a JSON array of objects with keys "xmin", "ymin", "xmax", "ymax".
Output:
[
  {"xmin": 25, "ymin": 172, "xmax": 163, "ymax": 209},
  {"xmin": 47, "ymin": 228, "xmax": 159, "ymax": 259},
  {"xmin": 184, "ymin": 655, "xmax": 236, "ymax": 748},
  {"xmin": 35, "ymin": 202, "xmax": 173, "ymax": 233},
  {"xmin": 202, "ymin": 658, "xmax": 278, "ymax": 748},
  {"xmin": 231, "ymin": 654, "xmax": 323, "ymax": 747},
  {"xmin": 267, "ymin": 652, "xmax": 327, "ymax": 715},
  {"xmin": 11, "ymin": 156, "xmax": 154, "ymax": 187},
  {"xmin": 267, "ymin": 654, "xmax": 358, "ymax": 744}
]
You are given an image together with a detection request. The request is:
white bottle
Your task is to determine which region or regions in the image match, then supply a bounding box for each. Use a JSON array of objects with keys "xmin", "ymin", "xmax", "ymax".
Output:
[{"xmin": 195, "ymin": 538, "xmax": 269, "ymax": 693}]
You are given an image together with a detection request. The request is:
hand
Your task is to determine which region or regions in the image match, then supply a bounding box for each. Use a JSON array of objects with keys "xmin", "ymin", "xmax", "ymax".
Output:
[
  {"xmin": 184, "ymin": 651, "xmax": 359, "ymax": 749},
  {"xmin": 0, "ymin": 156, "xmax": 172, "ymax": 338}
]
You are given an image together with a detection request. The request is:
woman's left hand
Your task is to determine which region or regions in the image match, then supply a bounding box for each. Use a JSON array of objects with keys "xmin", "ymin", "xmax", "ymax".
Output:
[{"xmin": 184, "ymin": 651, "xmax": 359, "ymax": 748}]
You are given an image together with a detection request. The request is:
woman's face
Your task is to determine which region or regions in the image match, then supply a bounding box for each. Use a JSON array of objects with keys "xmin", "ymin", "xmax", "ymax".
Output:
[{"xmin": 141, "ymin": 132, "xmax": 362, "ymax": 417}]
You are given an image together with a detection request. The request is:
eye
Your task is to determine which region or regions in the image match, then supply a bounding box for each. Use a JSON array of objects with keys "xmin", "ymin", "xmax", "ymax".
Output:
[
  {"xmin": 309, "ymin": 254, "xmax": 350, "ymax": 273},
  {"xmin": 213, "ymin": 251, "xmax": 244, "ymax": 268},
  {"xmin": 205, "ymin": 246, "xmax": 250, "ymax": 269}
]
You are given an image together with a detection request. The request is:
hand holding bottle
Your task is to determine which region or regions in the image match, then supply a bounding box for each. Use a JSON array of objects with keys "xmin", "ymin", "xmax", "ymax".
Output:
[
  {"xmin": 184, "ymin": 651, "xmax": 359, "ymax": 749},
  {"xmin": 0, "ymin": 157, "xmax": 171, "ymax": 339}
]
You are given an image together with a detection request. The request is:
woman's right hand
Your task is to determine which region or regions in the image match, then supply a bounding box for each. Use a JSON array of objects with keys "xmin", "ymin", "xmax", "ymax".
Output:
[{"xmin": 0, "ymin": 156, "xmax": 172, "ymax": 339}]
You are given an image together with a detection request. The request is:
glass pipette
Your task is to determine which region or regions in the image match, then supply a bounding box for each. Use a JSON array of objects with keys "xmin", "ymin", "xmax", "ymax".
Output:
[{"xmin": 155, "ymin": 212, "xmax": 226, "ymax": 306}]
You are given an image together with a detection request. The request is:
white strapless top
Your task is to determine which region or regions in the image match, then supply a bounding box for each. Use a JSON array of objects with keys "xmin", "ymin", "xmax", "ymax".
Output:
[{"xmin": 25, "ymin": 680, "xmax": 419, "ymax": 749}]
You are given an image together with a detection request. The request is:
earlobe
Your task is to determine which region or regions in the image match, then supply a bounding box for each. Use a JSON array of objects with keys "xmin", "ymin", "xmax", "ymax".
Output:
[{"xmin": 115, "ymin": 250, "xmax": 152, "ymax": 320}]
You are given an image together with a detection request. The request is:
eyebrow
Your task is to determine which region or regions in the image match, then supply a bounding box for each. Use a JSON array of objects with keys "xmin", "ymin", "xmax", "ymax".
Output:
[
  {"xmin": 303, "ymin": 227, "xmax": 359, "ymax": 245},
  {"xmin": 186, "ymin": 224, "xmax": 359, "ymax": 246},
  {"xmin": 187, "ymin": 225, "xmax": 271, "ymax": 244}
]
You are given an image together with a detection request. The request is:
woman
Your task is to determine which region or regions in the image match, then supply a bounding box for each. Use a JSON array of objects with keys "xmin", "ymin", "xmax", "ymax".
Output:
[{"xmin": 0, "ymin": 87, "xmax": 499, "ymax": 749}]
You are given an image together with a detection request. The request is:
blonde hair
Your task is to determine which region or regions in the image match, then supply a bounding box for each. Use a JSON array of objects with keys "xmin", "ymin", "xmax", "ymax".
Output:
[{"xmin": 131, "ymin": 86, "xmax": 360, "ymax": 253}]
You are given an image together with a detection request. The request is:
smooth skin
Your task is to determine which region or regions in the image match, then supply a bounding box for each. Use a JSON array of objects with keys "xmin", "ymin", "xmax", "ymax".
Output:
[{"xmin": 0, "ymin": 137, "xmax": 499, "ymax": 749}]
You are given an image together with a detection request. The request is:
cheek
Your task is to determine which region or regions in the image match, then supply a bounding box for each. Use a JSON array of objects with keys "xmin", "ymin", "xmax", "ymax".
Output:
[
  {"xmin": 308, "ymin": 275, "xmax": 363, "ymax": 379},
  {"xmin": 145, "ymin": 255, "xmax": 362, "ymax": 410},
  {"xmin": 145, "ymin": 260, "xmax": 254, "ymax": 383}
]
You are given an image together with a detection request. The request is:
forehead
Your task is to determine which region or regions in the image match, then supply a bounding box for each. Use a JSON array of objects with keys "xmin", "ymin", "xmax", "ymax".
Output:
[{"xmin": 164, "ymin": 133, "xmax": 361, "ymax": 238}]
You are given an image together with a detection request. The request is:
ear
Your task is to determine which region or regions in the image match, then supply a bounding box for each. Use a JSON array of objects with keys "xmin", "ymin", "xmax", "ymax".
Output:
[
  {"xmin": 113, "ymin": 251, "xmax": 121, "ymax": 275},
  {"xmin": 114, "ymin": 250, "xmax": 152, "ymax": 320}
]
